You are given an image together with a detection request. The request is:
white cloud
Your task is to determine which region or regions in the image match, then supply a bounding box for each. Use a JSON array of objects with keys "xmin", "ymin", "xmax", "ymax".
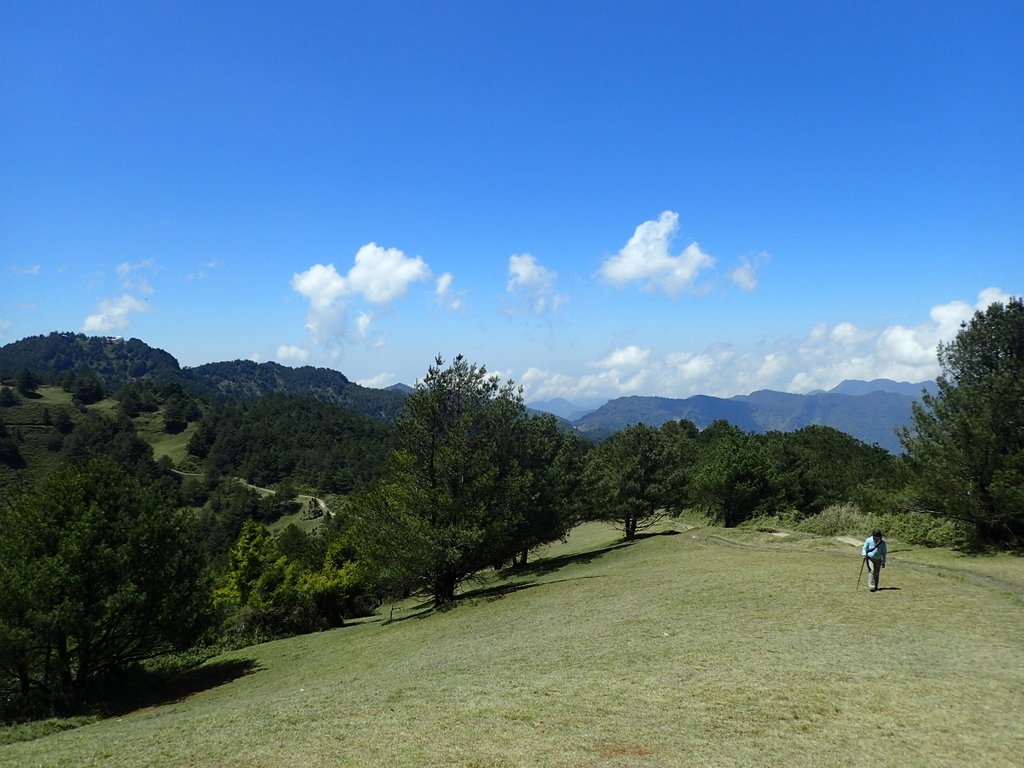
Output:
[
  {"xmin": 435, "ymin": 272, "xmax": 464, "ymax": 310},
  {"xmin": 12, "ymin": 265, "xmax": 41, "ymax": 276},
  {"xmin": 187, "ymin": 259, "xmax": 221, "ymax": 282},
  {"xmin": 592, "ymin": 345, "xmax": 651, "ymax": 369},
  {"xmin": 291, "ymin": 263, "xmax": 350, "ymax": 343},
  {"xmin": 275, "ymin": 345, "xmax": 310, "ymax": 363},
  {"xmin": 348, "ymin": 243, "xmax": 430, "ymax": 303},
  {"xmin": 517, "ymin": 290, "xmax": 1008, "ymax": 402},
  {"xmin": 116, "ymin": 259, "xmax": 156, "ymax": 294},
  {"xmin": 830, "ymin": 322, "xmax": 871, "ymax": 347},
  {"xmin": 599, "ymin": 211, "xmax": 715, "ymax": 295},
  {"xmin": 0, "ymin": 319, "xmax": 11, "ymax": 338},
  {"xmin": 727, "ymin": 251, "xmax": 770, "ymax": 292},
  {"xmin": 82, "ymin": 294, "xmax": 150, "ymax": 332},
  {"xmin": 357, "ymin": 372, "xmax": 396, "ymax": 389},
  {"xmin": 292, "ymin": 263, "xmax": 348, "ymax": 310},
  {"xmin": 976, "ymin": 286, "xmax": 1012, "ymax": 309},
  {"xmin": 292, "ymin": 244, "xmax": 431, "ymax": 346},
  {"xmin": 666, "ymin": 351, "xmax": 717, "ymax": 381},
  {"xmin": 507, "ymin": 253, "xmax": 566, "ymax": 314},
  {"xmin": 353, "ymin": 312, "xmax": 372, "ymax": 341}
]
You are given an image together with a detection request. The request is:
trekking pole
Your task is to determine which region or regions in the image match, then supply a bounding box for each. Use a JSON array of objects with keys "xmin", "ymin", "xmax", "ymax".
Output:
[{"xmin": 856, "ymin": 557, "xmax": 865, "ymax": 590}]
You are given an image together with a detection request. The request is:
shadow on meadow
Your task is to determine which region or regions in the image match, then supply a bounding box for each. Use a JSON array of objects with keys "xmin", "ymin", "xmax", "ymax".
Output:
[
  {"xmin": 505, "ymin": 537, "xmax": 636, "ymax": 580},
  {"xmin": 381, "ymin": 538, "xmax": 632, "ymax": 623},
  {"xmin": 98, "ymin": 657, "xmax": 261, "ymax": 716}
]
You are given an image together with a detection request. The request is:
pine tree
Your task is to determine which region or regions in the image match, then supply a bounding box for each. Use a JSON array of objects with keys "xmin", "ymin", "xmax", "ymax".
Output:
[{"xmin": 900, "ymin": 297, "xmax": 1024, "ymax": 546}]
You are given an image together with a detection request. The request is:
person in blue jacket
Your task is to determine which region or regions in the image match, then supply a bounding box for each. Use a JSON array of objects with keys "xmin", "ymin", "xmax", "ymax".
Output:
[{"xmin": 861, "ymin": 529, "xmax": 887, "ymax": 592}]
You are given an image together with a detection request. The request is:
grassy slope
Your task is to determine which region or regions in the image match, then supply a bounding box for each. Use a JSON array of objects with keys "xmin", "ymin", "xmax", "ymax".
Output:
[
  {"xmin": 0, "ymin": 388, "xmax": 74, "ymax": 492},
  {"xmin": 3, "ymin": 521, "xmax": 1022, "ymax": 768},
  {"xmin": 0, "ymin": 387, "xmax": 197, "ymax": 493}
]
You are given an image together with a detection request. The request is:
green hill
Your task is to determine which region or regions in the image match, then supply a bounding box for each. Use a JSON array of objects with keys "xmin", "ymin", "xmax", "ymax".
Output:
[
  {"xmin": 0, "ymin": 333, "xmax": 407, "ymax": 423},
  {"xmin": 3, "ymin": 521, "xmax": 1021, "ymax": 767}
]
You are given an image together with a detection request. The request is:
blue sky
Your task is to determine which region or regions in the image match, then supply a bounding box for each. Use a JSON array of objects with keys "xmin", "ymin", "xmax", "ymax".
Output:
[{"xmin": 2, "ymin": 1, "xmax": 1021, "ymax": 402}]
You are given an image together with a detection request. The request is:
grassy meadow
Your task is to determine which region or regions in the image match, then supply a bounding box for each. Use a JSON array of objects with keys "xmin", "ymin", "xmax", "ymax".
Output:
[{"xmin": 2, "ymin": 520, "xmax": 1022, "ymax": 768}]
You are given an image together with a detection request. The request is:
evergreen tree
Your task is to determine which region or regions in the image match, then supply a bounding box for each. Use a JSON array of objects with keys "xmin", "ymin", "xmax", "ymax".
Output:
[
  {"xmin": 900, "ymin": 297, "xmax": 1024, "ymax": 546},
  {"xmin": 353, "ymin": 355, "xmax": 530, "ymax": 604},
  {"xmin": 0, "ymin": 458, "xmax": 211, "ymax": 706},
  {"xmin": 689, "ymin": 422, "xmax": 778, "ymax": 526},
  {"xmin": 584, "ymin": 423, "xmax": 672, "ymax": 540}
]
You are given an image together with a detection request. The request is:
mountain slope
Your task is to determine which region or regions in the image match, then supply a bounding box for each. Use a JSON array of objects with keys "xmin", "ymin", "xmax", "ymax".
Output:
[
  {"xmin": 0, "ymin": 331, "xmax": 183, "ymax": 385},
  {"xmin": 573, "ymin": 383, "xmax": 934, "ymax": 452},
  {"xmin": 185, "ymin": 360, "xmax": 406, "ymax": 421},
  {"xmin": 0, "ymin": 333, "xmax": 407, "ymax": 422}
]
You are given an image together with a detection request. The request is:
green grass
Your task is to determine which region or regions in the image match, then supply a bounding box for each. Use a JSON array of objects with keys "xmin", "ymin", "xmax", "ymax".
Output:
[
  {"xmin": 0, "ymin": 387, "xmax": 73, "ymax": 493},
  {"xmin": 132, "ymin": 410, "xmax": 197, "ymax": 465},
  {"xmin": 3, "ymin": 520, "xmax": 1023, "ymax": 767}
]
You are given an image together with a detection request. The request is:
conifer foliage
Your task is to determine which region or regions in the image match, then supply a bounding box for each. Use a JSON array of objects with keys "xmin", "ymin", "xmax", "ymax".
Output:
[
  {"xmin": 901, "ymin": 297, "xmax": 1024, "ymax": 546},
  {"xmin": 353, "ymin": 356, "xmax": 579, "ymax": 604},
  {"xmin": 0, "ymin": 458, "xmax": 211, "ymax": 708}
]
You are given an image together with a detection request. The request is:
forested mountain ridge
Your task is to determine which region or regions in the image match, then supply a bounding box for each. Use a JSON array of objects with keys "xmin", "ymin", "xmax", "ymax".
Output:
[
  {"xmin": 0, "ymin": 331, "xmax": 183, "ymax": 386},
  {"xmin": 186, "ymin": 360, "xmax": 406, "ymax": 421},
  {"xmin": 570, "ymin": 385, "xmax": 935, "ymax": 453},
  {"xmin": 0, "ymin": 332, "xmax": 406, "ymax": 422}
]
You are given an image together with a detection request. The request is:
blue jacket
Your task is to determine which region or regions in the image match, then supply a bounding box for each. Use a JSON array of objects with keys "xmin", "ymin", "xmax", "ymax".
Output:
[{"xmin": 862, "ymin": 536, "xmax": 887, "ymax": 563}]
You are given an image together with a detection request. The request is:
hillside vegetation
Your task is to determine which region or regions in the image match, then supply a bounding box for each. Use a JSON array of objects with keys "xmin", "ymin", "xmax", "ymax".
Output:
[
  {"xmin": 0, "ymin": 332, "xmax": 407, "ymax": 423},
  {"xmin": 2, "ymin": 520, "xmax": 1021, "ymax": 767}
]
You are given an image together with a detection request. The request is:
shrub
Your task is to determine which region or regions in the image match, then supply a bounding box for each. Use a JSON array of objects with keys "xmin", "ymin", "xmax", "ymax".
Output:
[
  {"xmin": 872, "ymin": 509, "xmax": 969, "ymax": 548},
  {"xmin": 796, "ymin": 503, "xmax": 872, "ymax": 537}
]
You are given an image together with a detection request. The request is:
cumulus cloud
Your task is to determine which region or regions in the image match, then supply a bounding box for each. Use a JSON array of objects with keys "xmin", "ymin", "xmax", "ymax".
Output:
[
  {"xmin": 520, "ymin": 365, "xmax": 648, "ymax": 401},
  {"xmin": 599, "ymin": 211, "xmax": 715, "ymax": 295},
  {"xmin": 665, "ymin": 350, "xmax": 721, "ymax": 381},
  {"xmin": 347, "ymin": 243, "xmax": 430, "ymax": 303},
  {"xmin": 275, "ymin": 345, "xmax": 310, "ymax": 363},
  {"xmin": 292, "ymin": 244, "xmax": 431, "ymax": 346},
  {"xmin": 507, "ymin": 254, "xmax": 566, "ymax": 315},
  {"xmin": 357, "ymin": 372, "xmax": 396, "ymax": 389},
  {"xmin": 592, "ymin": 345, "xmax": 651, "ymax": 369},
  {"xmin": 728, "ymin": 251, "xmax": 770, "ymax": 292},
  {"xmin": 82, "ymin": 294, "xmax": 150, "ymax": 333},
  {"xmin": 291, "ymin": 263, "xmax": 349, "ymax": 342}
]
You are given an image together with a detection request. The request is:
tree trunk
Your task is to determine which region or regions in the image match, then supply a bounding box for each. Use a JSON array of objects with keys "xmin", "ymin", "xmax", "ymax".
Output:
[
  {"xmin": 433, "ymin": 573, "xmax": 458, "ymax": 605},
  {"xmin": 55, "ymin": 632, "xmax": 73, "ymax": 698}
]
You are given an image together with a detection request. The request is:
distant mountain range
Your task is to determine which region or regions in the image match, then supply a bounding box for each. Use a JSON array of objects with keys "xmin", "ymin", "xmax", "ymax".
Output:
[
  {"xmin": 0, "ymin": 333, "xmax": 934, "ymax": 451},
  {"xmin": 526, "ymin": 378, "xmax": 936, "ymax": 453}
]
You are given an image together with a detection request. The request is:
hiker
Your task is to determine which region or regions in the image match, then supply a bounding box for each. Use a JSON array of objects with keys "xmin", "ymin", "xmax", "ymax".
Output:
[{"xmin": 861, "ymin": 529, "xmax": 887, "ymax": 592}]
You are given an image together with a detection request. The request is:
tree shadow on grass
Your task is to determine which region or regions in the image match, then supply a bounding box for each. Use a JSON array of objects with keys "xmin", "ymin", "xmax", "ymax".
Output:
[
  {"xmin": 633, "ymin": 528, "xmax": 683, "ymax": 540},
  {"xmin": 381, "ymin": 543, "xmax": 629, "ymax": 623},
  {"xmin": 98, "ymin": 657, "xmax": 262, "ymax": 717},
  {"xmin": 502, "ymin": 540, "xmax": 634, "ymax": 580}
]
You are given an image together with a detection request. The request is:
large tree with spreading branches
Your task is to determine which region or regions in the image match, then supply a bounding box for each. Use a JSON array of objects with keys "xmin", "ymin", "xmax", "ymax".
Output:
[{"xmin": 900, "ymin": 297, "xmax": 1024, "ymax": 547}]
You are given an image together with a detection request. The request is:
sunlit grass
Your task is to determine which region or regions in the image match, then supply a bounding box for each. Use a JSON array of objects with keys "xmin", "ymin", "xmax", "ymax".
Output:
[{"xmin": 2, "ymin": 521, "xmax": 1022, "ymax": 767}]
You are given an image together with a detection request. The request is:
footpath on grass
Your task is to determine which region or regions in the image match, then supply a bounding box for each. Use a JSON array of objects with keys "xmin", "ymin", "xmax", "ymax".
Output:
[{"xmin": 677, "ymin": 519, "xmax": 1024, "ymax": 602}]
